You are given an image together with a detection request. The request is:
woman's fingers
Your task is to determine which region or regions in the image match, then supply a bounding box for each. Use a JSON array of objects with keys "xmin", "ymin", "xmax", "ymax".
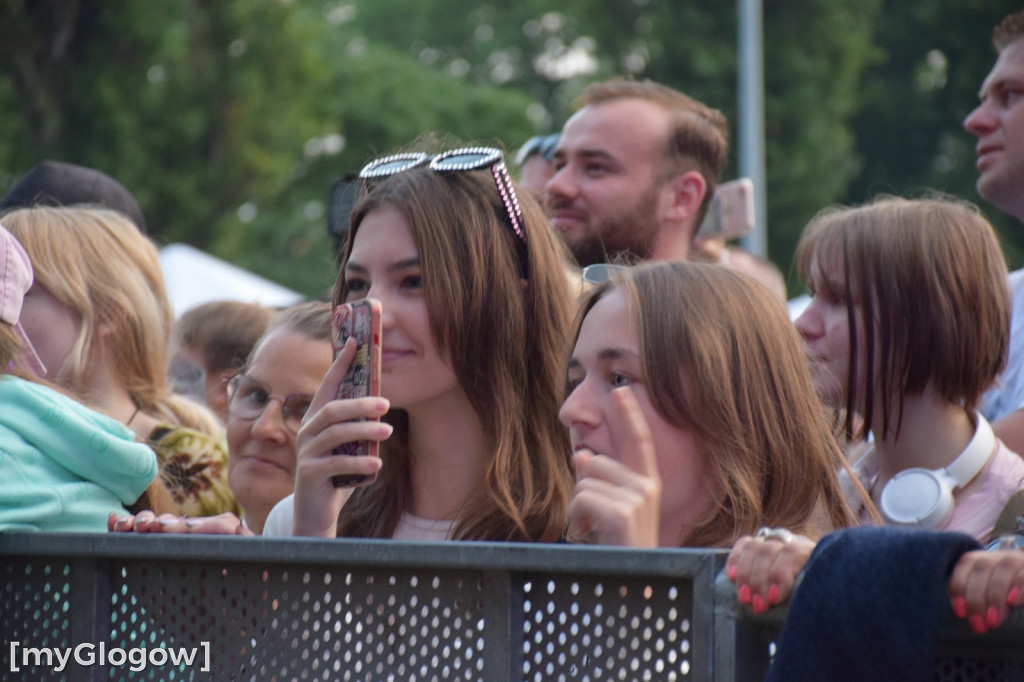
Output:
[
  {"xmin": 303, "ymin": 337, "xmax": 358, "ymax": 422},
  {"xmin": 726, "ymin": 533, "xmax": 815, "ymax": 613},
  {"xmin": 107, "ymin": 511, "xmax": 251, "ymax": 535},
  {"xmin": 108, "ymin": 512, "xmax": 136, "ymax": 532},
  {"xmin": 573, "ymin": 449, "xmax": 657, "ymax": 495},
  {"xmin": 951, "ymin": 550, "xmax": 1024, "ymax": 633},
  {"xmin": 568, "ymin": 485, "xmax": 639, "ymax": 545},
  {"xmin": 606, "ymin": 387, "xmax": 660, "ymax": 480},
  {"xmin": 299, "ymin": 412, "xmax": 392, "ymax": 462},
  {"xmin": 569, "ymin": 452, "xmax": 659, "ymax": 547}
]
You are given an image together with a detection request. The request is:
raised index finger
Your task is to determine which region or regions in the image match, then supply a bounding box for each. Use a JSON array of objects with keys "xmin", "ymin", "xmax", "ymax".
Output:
[{"xmin": 606, "ymin": 386, "xmax": 659, "ymax": 480}]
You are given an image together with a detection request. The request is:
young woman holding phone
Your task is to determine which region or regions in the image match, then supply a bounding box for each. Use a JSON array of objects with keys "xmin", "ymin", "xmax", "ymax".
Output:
[{"xmin": 264, "ymin": 146, "xmax": 577, "ymax": 541}]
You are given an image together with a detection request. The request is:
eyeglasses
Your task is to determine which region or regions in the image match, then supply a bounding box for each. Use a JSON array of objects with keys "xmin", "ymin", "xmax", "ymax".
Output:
[
  {"xmin": 226, "ymin": 374, "xmax": 313, "ymax": 434},
  {"xmin": 358, "ymin": 147, "xmax": 528, "ymax": 274},
  {"xmin": 581, "ymin": 263, "xmax": 627, "ymax": 285}
]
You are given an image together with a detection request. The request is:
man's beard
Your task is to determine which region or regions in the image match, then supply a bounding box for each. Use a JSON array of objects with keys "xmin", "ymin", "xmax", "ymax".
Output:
[{"xmin": 562, "ymin": 186, "xmax": 661, "ymax": 267}]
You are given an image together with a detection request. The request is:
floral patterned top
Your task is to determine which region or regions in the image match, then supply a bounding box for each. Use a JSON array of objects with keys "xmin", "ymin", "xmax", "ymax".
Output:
[{"xmin": 147, "ymin": 424, "xmax": 240, "ymax": 517}]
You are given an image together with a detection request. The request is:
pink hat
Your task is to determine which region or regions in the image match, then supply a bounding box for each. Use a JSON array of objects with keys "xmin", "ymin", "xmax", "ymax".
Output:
[{"xmin": 0, "ymin": 224, "xmax": 46, "ymax": 375}]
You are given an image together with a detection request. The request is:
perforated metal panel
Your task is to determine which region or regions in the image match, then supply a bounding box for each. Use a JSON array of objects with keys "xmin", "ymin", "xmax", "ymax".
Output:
[
  {"xmin": 106, "ymin": 562, "xmax": 499, "ymax": 680},
  {"xmin": 522, "ymin": 576, "xmax": 693, "ymax": 681},
  {"xmin": 1, "ymin": 559, "xmax": 74, "ymax": 682},
  {"xmin": 0, "ymin": 537, "xmax": 724, "ymax": 681},
  {"xmin": 4, "ymin": 534, "xmax": 1024, "ymax": 682}
]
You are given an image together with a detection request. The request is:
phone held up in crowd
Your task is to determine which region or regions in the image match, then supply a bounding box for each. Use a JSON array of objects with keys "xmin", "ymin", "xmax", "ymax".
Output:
[
  {"xmin": 330, "ymin": 298, "xmax": 382, "ymax": 487},
  {"xmin": 696, "ymin": 178, "xmax": 756, "ymax": 241}
]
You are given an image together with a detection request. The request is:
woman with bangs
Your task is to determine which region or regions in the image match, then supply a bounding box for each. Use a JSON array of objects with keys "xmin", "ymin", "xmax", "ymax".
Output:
[
  {"xmin": 793, "ymin": 194, "xmax": 1022, "ymax": 540},
  {"xmin": 728, "ymin": 195, "xmax": 1024, "ymax": 618},
  {"xmin": 259, "ymin": 146, "xmax": 576, "ymax": 542},
  {"xmin": 560, "ymin": 260, "xmax": 863, "ymax": 549}
]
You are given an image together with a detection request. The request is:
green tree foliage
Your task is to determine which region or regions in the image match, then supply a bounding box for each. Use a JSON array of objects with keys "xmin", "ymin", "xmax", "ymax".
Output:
[
  {"xmin": 1, "ymin": 0, "xmax": 1019, "ymax": 298},
  {"xmin": 842, "ymin": 0, "xmax": 1024, "ymax": 268},
  {"xmin": 352, "ymin": 0, "xmax": 880, "ymax": 290},
  {"xmin": 0, "ymin": 0, "xmax": 536, "ymax": 297}
]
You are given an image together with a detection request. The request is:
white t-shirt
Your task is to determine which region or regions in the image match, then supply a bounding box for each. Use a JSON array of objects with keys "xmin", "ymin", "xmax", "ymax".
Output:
[
  {"xmin": 261, "ymin": 493, "xmax": 455, "ymax": 541},
  {"xmin": 981, "ymin": 269, "xmax": 1024, "ymax": 420}
]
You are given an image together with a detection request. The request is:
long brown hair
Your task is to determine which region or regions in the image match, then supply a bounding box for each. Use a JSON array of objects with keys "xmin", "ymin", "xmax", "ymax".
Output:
[
  {"xmin": 333, "ymin": 159, "xmax": 575, "ymax": 542},
  {"xmin": 569, "ymin": 262, "xmax": 862, "ymax": 547}
]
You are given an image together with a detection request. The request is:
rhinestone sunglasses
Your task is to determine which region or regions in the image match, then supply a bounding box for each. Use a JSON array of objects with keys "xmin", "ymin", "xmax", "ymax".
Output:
[{"xmin": 358, "ymin": 147, "xmax": 528, "ymax": 275}]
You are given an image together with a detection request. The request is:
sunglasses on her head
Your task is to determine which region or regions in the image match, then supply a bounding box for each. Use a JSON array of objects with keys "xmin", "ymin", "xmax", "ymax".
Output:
[
  {"xmin": 226, "ymin": 374, "xmax": 313, "ymax": 434},
  {"xmin": 358, "ymin": 147, "xmax": 529, "ymax": 277}
]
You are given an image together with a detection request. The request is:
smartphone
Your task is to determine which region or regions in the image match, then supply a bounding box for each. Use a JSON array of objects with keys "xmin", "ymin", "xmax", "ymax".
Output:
[
  {"xmin": 330, "ymin": 298, "xmax": 383, "ymax": 487},
  {"xmin": 696, "ymin": 178, "xmax": 756, "ymax": 241}
]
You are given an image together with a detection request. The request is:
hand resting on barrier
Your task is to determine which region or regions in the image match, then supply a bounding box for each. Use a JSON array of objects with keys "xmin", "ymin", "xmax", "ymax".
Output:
[
  {"xmin": 725, "ymin": 530, "xmax": 816, "ymax": 614},
  {"xmin": 108, "ymin": 510, "xmax": 255, "ymax": 535},
  {"xmin": 949, "ymin": 549, "xmax": 1024, "ymax": 634},
  {"xmin": 728, "ymin": 531, "xmax": 1024, "ymax": 631}
]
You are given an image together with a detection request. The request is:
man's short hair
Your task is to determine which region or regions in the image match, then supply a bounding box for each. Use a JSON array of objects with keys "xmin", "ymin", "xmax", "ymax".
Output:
[
  {"xmin": 178, "ymin": 300, "xmax": 275, "ymax": 375},
  {"xmin": 577, "ymin": 78, "xmax": 729, "ymax": 221},
  {"xmin": 994, "ymin": 10, "xmax": 1024, "ymax": 50}
]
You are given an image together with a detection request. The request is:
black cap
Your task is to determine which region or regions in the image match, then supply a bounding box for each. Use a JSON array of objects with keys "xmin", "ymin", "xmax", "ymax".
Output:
[{"xmin": 0, "ymin": 160, "xmax": 147, "ymax": 233}]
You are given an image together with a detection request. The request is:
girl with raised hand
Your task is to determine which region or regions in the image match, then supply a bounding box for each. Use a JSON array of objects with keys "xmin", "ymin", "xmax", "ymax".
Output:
[
  {"xmin": 729, "ymin": 194, "xmax": 1024, "ymax": 615},
  {"xmin": 561, "ymin": 260, "xmax": 862, "ymax": 549},
  {"xmin": 264, "ymin": 147, "xmax": 576, "ymax": 541}
]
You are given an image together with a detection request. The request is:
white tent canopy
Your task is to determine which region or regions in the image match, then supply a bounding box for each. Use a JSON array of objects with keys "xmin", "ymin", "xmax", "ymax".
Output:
[{"xmin": 159, "ymin": 243, "xmax": 304, "ymax": 318}]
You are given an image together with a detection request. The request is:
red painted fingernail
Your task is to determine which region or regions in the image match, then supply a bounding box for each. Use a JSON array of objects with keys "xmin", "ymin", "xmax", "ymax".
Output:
[
  {"xmin": 986, "ymin": 606, "xmax": 999, "ymax": 627},
  {"xmin": 969, "ymin": 614, "xmax": 987, "ymax": 635},
  {"xmin": 768, "ymin": 584, "xmax": 780, "ymax": 604},
  {"xmin": 1008, "ymin": 587, "xmax": 1020, "ymax": 606},
  {"xmin": 752, "ymin": 595, "xmax": 766, "ymax": 614},
  {"xmin": 952, "ymin": 597, "xmax": 967, "ymax": 619},
  {"xmin": 738, "ymin": 585, "xmax": 751, "ymax": 605},
  {"xmin": 728, "ymin": 565, "xmax": 738, "ymax": 582}
]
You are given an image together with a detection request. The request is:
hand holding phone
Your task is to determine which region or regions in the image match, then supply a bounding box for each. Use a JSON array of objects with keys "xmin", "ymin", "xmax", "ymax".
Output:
[{"xmin": 330, "ymin": 299, "xmax": 383, "ymax": 487}]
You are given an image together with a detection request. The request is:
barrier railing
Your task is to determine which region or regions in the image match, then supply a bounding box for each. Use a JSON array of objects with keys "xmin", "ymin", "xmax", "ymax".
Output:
[{"xmin": 1, "ymin": 533, "xmax": 1022, "ymax": 681}]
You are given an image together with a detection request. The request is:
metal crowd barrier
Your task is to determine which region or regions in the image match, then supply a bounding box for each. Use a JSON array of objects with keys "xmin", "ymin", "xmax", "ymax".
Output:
[{"xmin": 1, "ymin": 533, "xmax": 1022, "ymax": 681}]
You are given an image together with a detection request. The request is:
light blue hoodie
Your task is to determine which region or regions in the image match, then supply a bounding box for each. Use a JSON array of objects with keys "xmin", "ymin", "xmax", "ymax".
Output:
[{"xmin": 0, "ymin": 375, "xmax": 158, "ymax": 532}]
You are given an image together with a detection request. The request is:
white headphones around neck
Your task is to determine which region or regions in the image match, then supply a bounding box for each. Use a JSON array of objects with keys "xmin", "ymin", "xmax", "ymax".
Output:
[{"xmin": 879, "ymin": 415, "xmax": 996, "ymax": 529}]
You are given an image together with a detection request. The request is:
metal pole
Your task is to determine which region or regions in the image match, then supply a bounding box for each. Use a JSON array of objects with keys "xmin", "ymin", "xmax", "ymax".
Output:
[{"xmin": 737, "ymin": 0, "xmax": 768, "ymax": 257}]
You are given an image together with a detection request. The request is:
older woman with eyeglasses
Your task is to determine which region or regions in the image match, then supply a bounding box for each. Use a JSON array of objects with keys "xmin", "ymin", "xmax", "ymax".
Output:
[
  {"xmin": 111, "ymin": 302, "xmax": 332, "ymax": 535},
  {"xmin": 223, "ymin": 302, "xmax": 332, "ymax": 533}
]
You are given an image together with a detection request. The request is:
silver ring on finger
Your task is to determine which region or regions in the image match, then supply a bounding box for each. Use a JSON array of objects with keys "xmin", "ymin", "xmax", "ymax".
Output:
[{"xmin": 755, "ymin": 527, "xmax": 794, "ymax": 544}]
